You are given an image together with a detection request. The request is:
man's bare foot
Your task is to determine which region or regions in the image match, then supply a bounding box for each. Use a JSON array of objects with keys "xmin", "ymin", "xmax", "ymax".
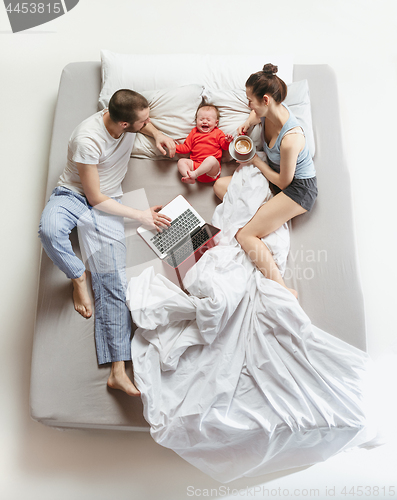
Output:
[
  {"xmin": 107, "ymin": 361, "xmax": 141, "ymax": 397},
  {"xmin": 72, "ymin": 272, "xmax": 92, "ymax": 318}
]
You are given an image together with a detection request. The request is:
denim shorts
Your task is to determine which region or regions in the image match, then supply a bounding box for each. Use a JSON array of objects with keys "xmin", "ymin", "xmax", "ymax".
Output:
[{"xmin": 270, "ymin": 176, "xmax": 318, "ymax": 212}]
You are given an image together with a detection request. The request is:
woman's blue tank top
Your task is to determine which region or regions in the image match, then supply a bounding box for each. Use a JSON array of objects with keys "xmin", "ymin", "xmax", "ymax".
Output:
[{"xmin": 261, "ymin": 103, "xmax": 316, "ymax": 179}]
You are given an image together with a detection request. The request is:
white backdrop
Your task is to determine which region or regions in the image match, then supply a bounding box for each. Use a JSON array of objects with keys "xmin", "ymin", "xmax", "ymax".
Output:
[{"xmin": 0, "ymin": 1, "xmax": 396, "ymax": 499}]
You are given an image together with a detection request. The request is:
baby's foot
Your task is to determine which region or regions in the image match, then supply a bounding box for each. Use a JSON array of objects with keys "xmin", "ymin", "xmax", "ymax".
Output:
[
  {"xmin": 181, "ymin": 176, "xmax": 195, "ymax": 184},
  {"xmin": 183, "ymin": 170, "xmax": 196, "ymax": 184},
  {"xmin": 288, "ymin": 288, "xmax": 298, "ymax": 299},
  {"xmin": 72, "ymin": 272, "xmax": 93, "ymax": 318}
]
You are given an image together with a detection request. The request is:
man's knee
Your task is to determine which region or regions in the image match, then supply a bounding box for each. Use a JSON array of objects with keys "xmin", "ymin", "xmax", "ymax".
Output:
[
  {"xmin": 38, "ymin": 212, "xmax": 55, "ymax": 243},
  {"xmin": 38, "ymin": 208, "xmax": 67, "ymax": 246}
]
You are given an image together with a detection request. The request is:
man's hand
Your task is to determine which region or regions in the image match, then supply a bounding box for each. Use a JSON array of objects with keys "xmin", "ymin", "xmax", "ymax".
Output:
[
  {"xmin": 139, "ymin": 122, "xmax": 176, "ymax": 158},
  {"xmin": 140, "ymin": 205, "xmax": 172, "ymax": 232},
  {"xmin": 155, "ymin": 132, "xmax": 176, "ymax": 158}
]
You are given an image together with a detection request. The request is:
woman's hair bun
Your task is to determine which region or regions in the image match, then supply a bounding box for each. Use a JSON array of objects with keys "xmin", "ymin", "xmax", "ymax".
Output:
[
  {"xmin": 262, "ymin": 63, "xmax": 278, "ymax": 76},
  {"xmin": 246, "ymin": 63, "xmax": 287, "ymax": 103}
]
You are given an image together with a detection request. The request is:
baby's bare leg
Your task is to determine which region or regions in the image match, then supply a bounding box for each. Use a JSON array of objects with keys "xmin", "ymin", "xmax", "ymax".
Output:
[
  {"xmin": 178, "ymin": 159, "xmax": 195, "ymax": 183},
  {"xmin": 189, "ymin": 156, "xmax": 220, "ymax": 181}
]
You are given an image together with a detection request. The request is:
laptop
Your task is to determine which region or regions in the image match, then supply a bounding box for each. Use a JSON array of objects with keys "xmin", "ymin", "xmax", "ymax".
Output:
[{"xmin": 136, "ymin": 195, "xmax": 220, "ymax": 275}]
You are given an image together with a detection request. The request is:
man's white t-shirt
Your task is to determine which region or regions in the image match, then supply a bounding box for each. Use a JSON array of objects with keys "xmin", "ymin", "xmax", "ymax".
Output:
[{"xmin": 57, "ymin": 109, "xmax": 135, "ymax": 198}]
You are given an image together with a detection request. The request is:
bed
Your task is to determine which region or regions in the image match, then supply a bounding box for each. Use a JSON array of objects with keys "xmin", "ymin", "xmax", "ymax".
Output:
[{"xmin": 30, "ymin": 53, "xmax": 369, "ymax": 451}]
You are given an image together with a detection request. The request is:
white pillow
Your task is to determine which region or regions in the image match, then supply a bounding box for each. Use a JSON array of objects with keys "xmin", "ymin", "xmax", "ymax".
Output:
[
  {"xmin": 284, "ymin": 80, "xmax": 316, "ymax": 158},
  {"xmin": 99, "ymin": 50, "xmax": 293, "ymax": 109},
  {"xmin": 129, "ymin": 80, "xmax": 315, "ymax": 160},
  {"xmin": 204, "ymin": 80, "xmax": 316, "ymax": 158},
  {"xmin": 130, "ymin": 85, "xmax": 205, "ymax": 159}
]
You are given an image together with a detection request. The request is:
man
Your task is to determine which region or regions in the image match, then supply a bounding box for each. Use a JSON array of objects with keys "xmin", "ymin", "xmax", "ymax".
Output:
[{"xmin": 39, "ymin": 89, "xmax": 176, "ymax": 396}]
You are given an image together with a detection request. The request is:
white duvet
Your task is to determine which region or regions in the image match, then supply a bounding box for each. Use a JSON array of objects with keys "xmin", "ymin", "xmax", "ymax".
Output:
[{"xmin": 126, "ymin": 164, "xmax": 375, "ymax": 483}]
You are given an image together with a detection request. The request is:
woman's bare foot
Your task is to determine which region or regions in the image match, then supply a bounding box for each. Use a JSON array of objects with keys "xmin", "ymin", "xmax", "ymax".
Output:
[
  {"xmin": 107, "ymin": 361, "xmax": 141, "ymax": 397},
  {"xmin": 181, "ymin": 170, "xmax": 196, "ymax": 184},
  {"xmin": 72, "ymin": 272, "xmax": 92, "ymax": 318}
]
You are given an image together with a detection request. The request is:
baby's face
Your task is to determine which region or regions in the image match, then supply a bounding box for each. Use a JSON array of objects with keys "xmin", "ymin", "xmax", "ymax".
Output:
[{"xmin": 196, "ymin": 107, "xmax": 218, "ymax": 134}]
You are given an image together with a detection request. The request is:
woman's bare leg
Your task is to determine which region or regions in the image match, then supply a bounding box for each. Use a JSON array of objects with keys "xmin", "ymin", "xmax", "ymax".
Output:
[
  {"xmin": 236, "ymin": 192, "xmax": 306, "ymax": 296},
  {"xmin": 213, "ymin": 176, "xmax": 233, "ymax": 200}
]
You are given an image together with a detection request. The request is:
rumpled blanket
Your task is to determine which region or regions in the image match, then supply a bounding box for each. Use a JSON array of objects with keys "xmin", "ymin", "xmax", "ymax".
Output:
[{"xmin": 126, "ymin": 164, "xmax": 375, "ymax": 483}]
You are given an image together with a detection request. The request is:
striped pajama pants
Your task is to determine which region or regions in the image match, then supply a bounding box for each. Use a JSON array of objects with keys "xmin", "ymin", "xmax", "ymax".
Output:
[{"xmin": 38, "ymin": 186, "xmax": 131, "ymax": 365}]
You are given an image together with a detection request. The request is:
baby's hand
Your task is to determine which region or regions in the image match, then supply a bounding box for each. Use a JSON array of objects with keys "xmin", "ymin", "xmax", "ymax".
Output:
[{"xmin": 225, "ymin": 134, "xmax": 234, "ymax": 143}]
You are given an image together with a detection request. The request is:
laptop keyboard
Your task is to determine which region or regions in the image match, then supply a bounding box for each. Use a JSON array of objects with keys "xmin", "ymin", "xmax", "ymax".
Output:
[
  {"xmin": 150, "ymin": 208, "xmax": 200, "ymax": 254},
  {"xmin": 166, "ymin": 226, "xmax": 211, "ymax": 267}
]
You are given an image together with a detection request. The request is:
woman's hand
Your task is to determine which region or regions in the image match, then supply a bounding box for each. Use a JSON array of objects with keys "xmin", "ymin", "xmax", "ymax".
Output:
[
  {"xmin": 237, "ymin": 121, "xmax": 250, "ymax": 136},
  {"xmin": 237, "ymin": 110, "xmax": 261, "ymax": 135},
  {"xmin": 236, "ymin": 153, "xmax": 259, "ymax": 167},
  {"xmin": 140, "ymin": 206, "xmax": 172, "ymax": 232}
]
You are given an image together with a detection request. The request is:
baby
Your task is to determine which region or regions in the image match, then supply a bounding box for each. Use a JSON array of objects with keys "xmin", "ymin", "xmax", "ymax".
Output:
[{"xmin": 175, "ymin": 101, "xmax": 233, "ymax": 184}]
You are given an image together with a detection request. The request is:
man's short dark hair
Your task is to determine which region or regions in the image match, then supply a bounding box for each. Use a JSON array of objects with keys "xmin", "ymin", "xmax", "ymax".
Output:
[{"xmin": 108, "ymin": 89, "xmax": 149, "ymax": 125}]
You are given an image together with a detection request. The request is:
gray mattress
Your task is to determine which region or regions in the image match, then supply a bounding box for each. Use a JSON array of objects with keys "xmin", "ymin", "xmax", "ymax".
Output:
[{"xmin": 30, "ymin": 62, "xmax": 366, "ymax": 430}]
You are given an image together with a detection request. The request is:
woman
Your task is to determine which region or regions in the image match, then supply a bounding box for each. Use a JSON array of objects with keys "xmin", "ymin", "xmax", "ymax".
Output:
[{"xmin": 214, "ymin": 64, "xmax": 317, "ymax": 298}]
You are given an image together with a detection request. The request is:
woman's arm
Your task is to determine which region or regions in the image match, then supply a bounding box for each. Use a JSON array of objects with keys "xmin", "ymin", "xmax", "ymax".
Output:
[
  {"xmin": 237, "ymin": 110, "xmax": 261, "ymax": 135},
  {"xmin": 251, "ymin": 134, "xmax": 304, "ymax": 190},
  {"xmin": 251, "ymin": 155, "xmax": 283, "ymax": 187}
]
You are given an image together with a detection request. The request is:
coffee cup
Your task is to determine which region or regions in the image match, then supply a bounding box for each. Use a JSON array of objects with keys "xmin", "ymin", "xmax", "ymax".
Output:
[
  {"xmin": 234, "ymin": 136, "xmax": 253, "ymax": 155},
  {"xmin": 230, "ymin": 135, "xmax": 255, "ymax": 161}
]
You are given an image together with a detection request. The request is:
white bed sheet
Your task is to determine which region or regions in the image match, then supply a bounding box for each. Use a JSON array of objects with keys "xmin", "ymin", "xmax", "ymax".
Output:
[{"xmin": 126, "ymin": 163, "xmax": 376, "ymax": 483}]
